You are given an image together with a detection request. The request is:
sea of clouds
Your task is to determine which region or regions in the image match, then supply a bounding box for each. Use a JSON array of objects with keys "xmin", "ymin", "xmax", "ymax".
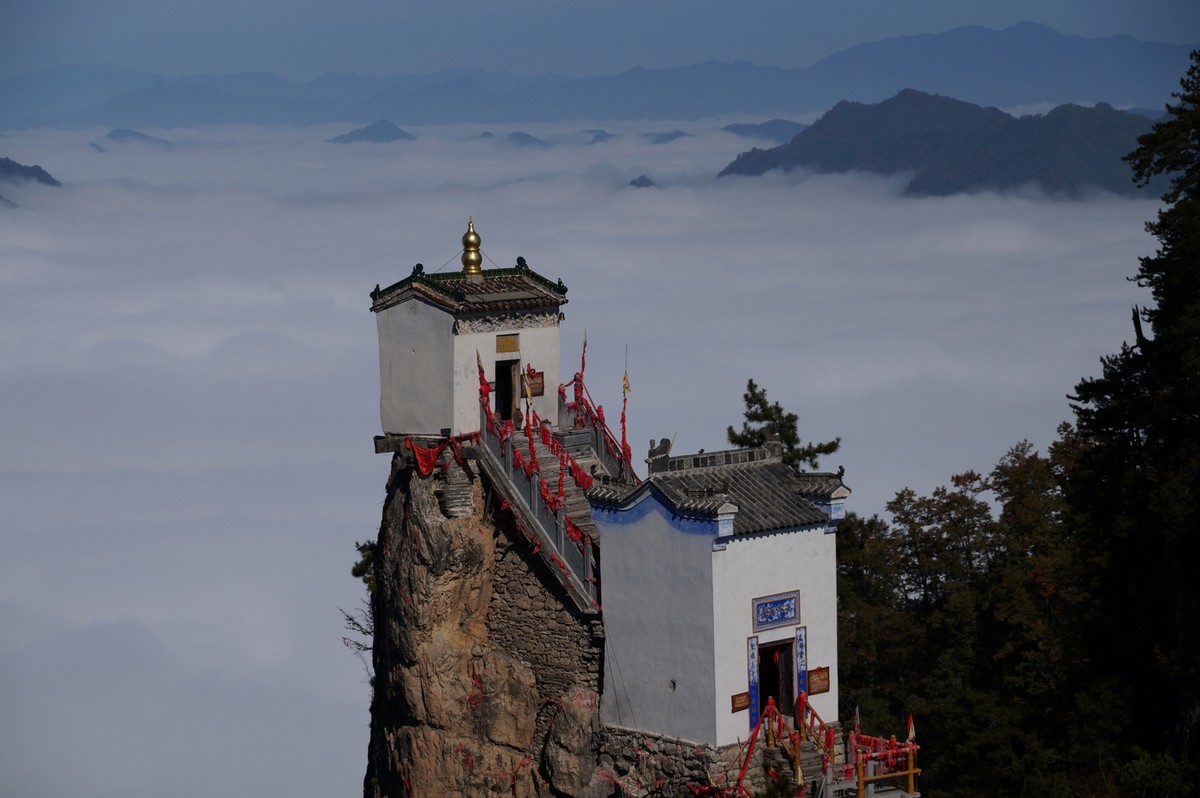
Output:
[{"xmin": 0, "ymin": 119, "xmax": 1156, "ymax": 797}]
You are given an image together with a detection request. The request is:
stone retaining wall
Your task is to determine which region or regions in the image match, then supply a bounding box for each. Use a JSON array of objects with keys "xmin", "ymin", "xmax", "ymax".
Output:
[
  {"xmin": 593, "ymin": 725, "xmax": 771, "ymax": 798},
  {"xmin": 364, "ymin": 449, "xmax": 777, "ymax": 798},
  {"xmin": 487, "ymin": 497, "xmax": 604, "ymax": 704}
]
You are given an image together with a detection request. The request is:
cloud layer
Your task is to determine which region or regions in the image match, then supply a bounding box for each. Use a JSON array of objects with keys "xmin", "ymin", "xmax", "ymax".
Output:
[{"xmin": 0, "ymin": 120, "xmax": 1155, "ymax": 797}]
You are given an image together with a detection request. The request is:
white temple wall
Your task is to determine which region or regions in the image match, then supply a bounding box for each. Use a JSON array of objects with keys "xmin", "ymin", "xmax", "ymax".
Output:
[
  {"xmin": 452, "ymin": 322, "xmax": 561, "ymax": 436},
  {"xmin": 376, "ymin": 298, "xmax": 455, "ymax": 436},
  {"xmin": 594, "ymin": 498, "xmax": 718, "ymax": 744},
  {"xmin": 711, "ymin": 526, "xmax": 839, "ymax": 747}
]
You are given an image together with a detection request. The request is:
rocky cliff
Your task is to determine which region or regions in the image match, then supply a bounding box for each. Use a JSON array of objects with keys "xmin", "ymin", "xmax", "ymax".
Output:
[
  {"xmin": 362, "ymin": 442, "xmax": 765, "ymax": 797},
  {"xmin": 363, "ymin": 446, "xmax": 610, "ymax": 797}
]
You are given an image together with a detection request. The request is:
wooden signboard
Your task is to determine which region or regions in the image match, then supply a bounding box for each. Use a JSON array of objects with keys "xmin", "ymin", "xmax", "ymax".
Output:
[
  {"xmin": 496, "ymin": 334, "xmax": 520, "ymax": 353},
  {"xmin": 808, "ymin": 666, "xmax": 830, "ymax": 695},
  {"xmin": 731, "ymin": 692, "xmax": 750, "ymax": 713},
  {"xmin": 522, "ymin": 370, "xmax": 545, "ymax": 397}
]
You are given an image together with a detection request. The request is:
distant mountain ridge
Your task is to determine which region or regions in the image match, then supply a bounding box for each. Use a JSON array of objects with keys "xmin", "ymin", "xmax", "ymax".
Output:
[
  {"xmin": 718, "ymin": 90, "xmax": 1163, "ymax": 196},
  {"xmin": 327, "ymin": 119, "xmax": 415, "ymax": 143},
  {"xmin": 0, "ymin": 23, "xmax": 1193, "ymax": 128},
  {"xmin": 803, "ymin": 22, "xmax": 1186, "ymax": 108},
  {"xmin": 0, "ymin": 156, "xmax": 61, "ymax": 207},
  {"xmin": 90, "ymin": 127, "xmax": 173, "ymax": 151},
  {"xmin": 722, "ymin": 119, "xmax": 808, "ymax": 144},
  {"xmin": 0, "ymin": 156, "xmax": 61, "ymax": 186}
]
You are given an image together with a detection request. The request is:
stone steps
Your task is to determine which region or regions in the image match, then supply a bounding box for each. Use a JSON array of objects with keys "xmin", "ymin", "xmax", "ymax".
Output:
[
  {"xmin": 475, "ymin": 423, "xmax": 604, "ymax": 613},
  {"xmin": 436, "ymin": 459, "xmax": 476, "ymax": 518},
  {"xmin": 526, "ymin": 432, "xmax": 600, "ymax": 546},
  {"xmin": 788, "ymin": 741, "xmax": 918, "ymax": 798}
]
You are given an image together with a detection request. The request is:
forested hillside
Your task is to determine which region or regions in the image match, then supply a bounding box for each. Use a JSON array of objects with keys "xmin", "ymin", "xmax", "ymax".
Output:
[
  {"xmin": 836, "ymin": 52, "xmax": 1200, "ymax": 798},
  {"xmin": 719, "ymin": 90, "xmax": 1162, "ymax": 196}
]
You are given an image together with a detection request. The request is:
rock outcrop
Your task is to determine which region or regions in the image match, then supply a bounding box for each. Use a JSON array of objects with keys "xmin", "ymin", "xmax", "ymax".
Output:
[
  {"xmin": 364, "ymin": 447, "xmax": 605, "ymax": 797},
  {"xmin": 361, "ymin": 440, "xmax": 762, "ymax": 797}
]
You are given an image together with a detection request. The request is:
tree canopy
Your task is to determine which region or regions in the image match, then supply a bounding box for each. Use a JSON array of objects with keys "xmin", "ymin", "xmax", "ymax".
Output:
[
  {"xmin": 838, "ymin": 51, "xmax": 1200, "ymax": 797},
  {"xmin": 726, "ymin": 378, "xmax": 840, "ymax": 469},
  {"xmin": 1069, "ymin": 47, "xmax": 1200, "ymax": 769}
]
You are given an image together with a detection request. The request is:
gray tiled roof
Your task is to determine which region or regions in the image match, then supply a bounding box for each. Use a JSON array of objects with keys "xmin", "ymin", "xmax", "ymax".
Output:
[
  {"xmin": 588, "ymin": 454, "xmax": 829, "ymax": 536},
  {"xmin": 587, "ymin": 480, "xmax": 640, "ymax": 506},
  {"xmin": 370, "ymin": 265, "xmax": 568, "ymax": 315},
  {"xmin": 653, "ymin": 460, "xmax": 827, "ymax": 535},
  {"xmin": 793, "ymin": 472, "xmax": 849, "ymax": 499}
]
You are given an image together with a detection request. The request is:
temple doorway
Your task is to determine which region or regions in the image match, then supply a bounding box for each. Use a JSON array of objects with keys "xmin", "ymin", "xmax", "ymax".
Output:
[
  {"xmin": 758, "ymin": 640, "xmax": 795, "ymax": 718},
  {"xmin": 494, "ymin": 359, "xmax": 519, "ymax": 422}
]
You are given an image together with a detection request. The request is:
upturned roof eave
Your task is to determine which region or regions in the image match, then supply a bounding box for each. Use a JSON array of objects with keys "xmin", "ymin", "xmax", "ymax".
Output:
[{"xmin": 370, "ymin": 268, "xmax": 569, "ymax": 315}]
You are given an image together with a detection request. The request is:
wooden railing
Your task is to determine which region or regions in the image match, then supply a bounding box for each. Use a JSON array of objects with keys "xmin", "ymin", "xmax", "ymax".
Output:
[
  {"xmin": 846, "ymin": 729, "xmax": 920, "ymax": 798},
  {"xmin": 762, "ymin": 698, "xmax": 808, "ymax": 786},
  {"xmin": 697, "ymin": 695, "xmax": 920, "ymax": 797},
  {"xmin": 794, "ymin": 692, "xmax": 838, "ymax": 762},
  {"xmin": 558, "ymin": 373, "xmax": 638, "ymax": 483},
  {"xmin": 477, "ymin": 382, "xmax": 598, "ymax": 612}
]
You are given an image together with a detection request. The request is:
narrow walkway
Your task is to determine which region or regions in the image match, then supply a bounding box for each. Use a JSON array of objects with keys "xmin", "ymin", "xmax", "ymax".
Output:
[{"xmin": 474, "ymin": 417, "xmax": 604, "ymax": 614}]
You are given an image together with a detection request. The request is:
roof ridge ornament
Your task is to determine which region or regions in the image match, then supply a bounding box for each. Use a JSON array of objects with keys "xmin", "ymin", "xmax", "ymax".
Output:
[
  {"xmin": 646, "ymin": 437, "xmax": 672, "ymax": 474},
  {"xmin": 762, "ymin": 431, "xmax": 784, "ymax": 460},
  {"xmin": 461, "ymin": 217, "xmax": 483, "ymax": 277}
]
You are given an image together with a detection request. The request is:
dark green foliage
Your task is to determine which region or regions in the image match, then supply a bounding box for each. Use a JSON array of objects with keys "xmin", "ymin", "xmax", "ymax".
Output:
[
  {"xmin": 351, "ymin": 540, "xmax": 376, "ymax": 592},
  {"xmin": 838, "ymin": 440, "xmax": 1085, "ymax": 797},
  {"xmin": 1069, "ymin": 48, "xmax": 1200, "ymax": 770},
  {"xmin": 836, "ymin": 52, "xmax": 1200, "ymax": 798},
  {"xmin": 343, "ymin": 542, "xmax": 377, "ymax": 680},
  {"xmin": 836, "ymin": 513, "xmax": 916, "ymax": 734},
  {"xmin": 719, "ymin": 90, "xmax": 1165, "ymax": 197},
  {"xmin": 726, "ymin": 379, "xmax": 840, "ymax": 469},
  {"xmin": 1118, "ymin": 748, "xmax": 1194, "ymax": 798}
]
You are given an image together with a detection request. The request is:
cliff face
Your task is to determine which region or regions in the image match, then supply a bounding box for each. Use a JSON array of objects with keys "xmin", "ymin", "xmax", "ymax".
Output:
[{"xmin": 364, "ymin": 448, "xmax": 608, "ymax": 798}]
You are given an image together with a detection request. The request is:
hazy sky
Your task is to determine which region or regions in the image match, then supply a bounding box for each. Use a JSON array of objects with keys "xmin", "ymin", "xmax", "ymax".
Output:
[
  {"xmin": 0, "ymin": 119, "xmax": 1157, "ymax": 797},
  {"xmin": 2, "ymin": 0, "xmax": 1198, "ymax": 79}
]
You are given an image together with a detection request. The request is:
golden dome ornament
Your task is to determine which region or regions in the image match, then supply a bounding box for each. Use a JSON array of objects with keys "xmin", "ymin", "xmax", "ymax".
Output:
[{"xmin": 461, "ymin": 217, "xmax": 483, "ymax": 276}]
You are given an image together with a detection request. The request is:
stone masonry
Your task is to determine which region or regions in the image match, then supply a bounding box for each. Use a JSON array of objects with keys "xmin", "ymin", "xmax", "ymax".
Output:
[
  {"xmin": 363, "ymin": 446, "xmax": 762, "ymax": 798},
  {"xmin": 363, "ymin": 448, "xmax": 610, "ymax": 797}
]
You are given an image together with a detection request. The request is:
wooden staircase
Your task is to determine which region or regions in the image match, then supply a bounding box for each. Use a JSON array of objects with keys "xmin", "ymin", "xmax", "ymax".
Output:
[{"xmin": 746, "ymin": 698, "xmax": 920, "ymax": 798}]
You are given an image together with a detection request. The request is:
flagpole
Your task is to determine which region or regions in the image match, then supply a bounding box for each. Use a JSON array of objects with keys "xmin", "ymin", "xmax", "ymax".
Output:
[{"xmin": 620, "ymin": 345, "xmax": 631, "ymax": 467}]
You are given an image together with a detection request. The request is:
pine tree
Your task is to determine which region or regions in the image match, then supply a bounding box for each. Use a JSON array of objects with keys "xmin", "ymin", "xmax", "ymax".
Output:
[
  {"xmin": 1069, "ymin": 50, "xmax": 1200, "ymax": 768},
  {"xmin": 726, "ymin": 378, "xmax": 840, "ymax": 469}
]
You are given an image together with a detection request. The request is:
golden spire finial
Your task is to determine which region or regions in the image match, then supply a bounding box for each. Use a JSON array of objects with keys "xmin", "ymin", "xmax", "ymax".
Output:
[{"xmin": 461, "ymin": 217, "xmax": 483, "ymax": 276}]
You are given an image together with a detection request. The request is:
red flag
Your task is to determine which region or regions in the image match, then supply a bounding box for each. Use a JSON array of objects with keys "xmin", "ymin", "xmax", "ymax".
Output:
[
  {"xmin": 580, "ymin": 334, "xmax": 587, "ymax": 378},
  {"xmin": 620, "ymin": 388, "xmax": 630, "ymax": 462},
  {"xmin": 906, "ymin": 715, "xmax": 915, "ymax": 742},
  {"xmin": 476, "ymin": 350, "xmax": 491, "ymax": 401},
  {"xmin": 619, "ymin": 353, "xmax": 631, "ymax": 463}
]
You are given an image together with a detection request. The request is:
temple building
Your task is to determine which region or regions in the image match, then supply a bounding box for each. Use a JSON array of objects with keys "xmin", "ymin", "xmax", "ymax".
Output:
[
  {"xmin": 590, "ymin": 438, "xmax": 845, "ymax": 747},
  {"xmin": 366, "ymin": 220, "xmax": 872, "ymax": 798},
  {"xmin": 371, "ymin": 218, "xmax": 567, "ymax": 438}
]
